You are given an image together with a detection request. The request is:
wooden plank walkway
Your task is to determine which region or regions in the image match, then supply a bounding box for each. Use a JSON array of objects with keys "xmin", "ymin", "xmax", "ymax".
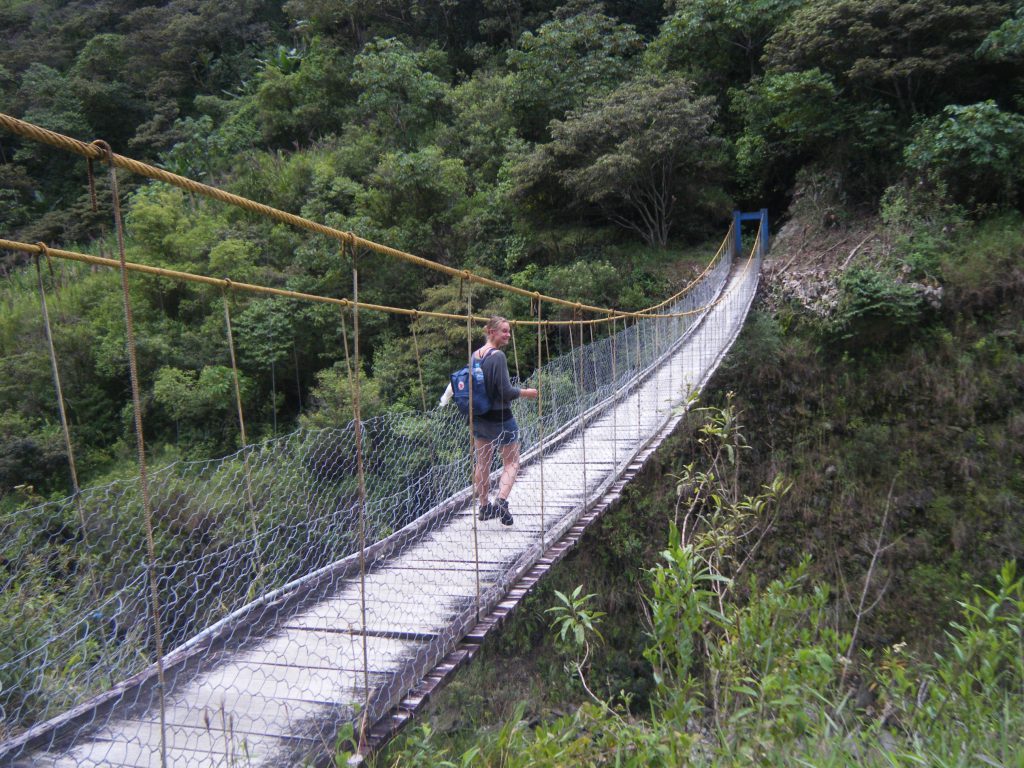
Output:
[{"xmin": 23, "ymin": 259, "xmax": 758, "ymax": 768}]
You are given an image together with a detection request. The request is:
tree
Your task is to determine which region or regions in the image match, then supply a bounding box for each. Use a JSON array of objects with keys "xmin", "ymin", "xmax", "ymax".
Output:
[
  {"xmin": 247, "ymin": 37, "xmax": 356, "ymax": 146},
  {"xmin": 978, "ymin": 2, "xmax": 1024, "ymax": 60},
  {"xmin": 513, "ymin": 74, "xmax": 726, "ymax": 247},
  {"xmin": 441, "ymin": 70, "xmax": 518, "ymax": 184},
  {"xmin": 11, "ymin": 63, "xmax": 90, "ymax": 192},
  {"xmin": 153, "ymin": 364, "xmax": 255, "ymax": 450},
  {"xmin": 765, "ymin": 0, "xmax": 1011, "ymax": 117},
  {"xmin": 732, "ymin": 68, "xmax": 846, "ymax": 199},
  {"xmin": 69, "ymin": 33, "xmax": 148, "ymax": 149},
  {"xmin": 903, "ymin": 100, "xmax": 1024, "ymax": 210},
  {"xmin": 353, "ymin": 145, "xmax": 470, "ymax": 261},
  {"xmin": 351, "ymin": 37, "xmax": 450, "ymax": 148},
  {"xmin": 646, "ymin": 0, "xmax": 803, "ymax": 88},
  {"xmin": 234, "ymin": 299, "xmax": 295, "ymax": 433},
  {"xmin": 301, "ymin": 362, "xmax": 384, "ymax": 428},
  {"xmin": 506, "ymin": 2, "xmax": 643, "ymax": 140}
]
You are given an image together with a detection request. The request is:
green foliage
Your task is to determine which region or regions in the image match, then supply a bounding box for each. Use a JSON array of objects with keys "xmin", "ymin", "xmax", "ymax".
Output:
[
  {"xmin": 939, "ymin": 211, "xmax": 1024, "ymax": 315},
  {"xmin": 233, "ymin": 298, "xmax": 293, "ymax": 367},
  {"xmin": 351, "ymin": 37, "xmax": 450, "ymax": 148},
  {"xmin": 207, "ymin": 239, "xmax": 261, "ymax": 284},
  {"xmin": 547, "ymin": 585, "xmax": 605, "ymax": 651},
  {"xmin": 354, "ymin": 145, "xmax": 469, "ymax": 259},
  {"xmin": 978, "ymin": 1, "xmax": 1024, "ymax": 59},
  {"xmin": 903, "ymin": 100, "xmax": 1024, "ymax": 211},
  {"xmin": 533, "ymin": 260, "xmax": 622, "ymax": 307},
  {"xmin": 0, "ymin": 413, "xmax": 67, "ymax": 498},
  {"xmin": 644, "ymin": 530, "xmax": 727, "ymax": 696},
  {"xmin": 646, "ymin": 0, "xmax": 803, "ymax": 88},
  {"xmin": 765, "ymin": 0, "xmax": 1010, "ymax": 117},
  {"xmin": 158, "ymin": 113, "xmax": 259, "ymax": 181},
  {"xmin": 441, "ymin": 71, "xmax": 518, "ymax": 184},
  {"xmin": 753, "ymin": 0, "xmax": 1014, "ymax": 200},
  {"xmin": 507, "ymin": 4, "xmax": 643, "ymax": 140},
  {"xmin": 4, "ymin": 9, "xmax": 1024, "ymax": 751},
  {"xmin": 126, "ymin": 186, "xmax": 230, "ymax": 272},
  {"xmin": 151, "ymin": 364, "xmax": 255, "ymax": 455},
  {"xmin": 515, "ymin": 73, "xmax": 726, "ymax": 246},
  {"xmin": 301, "ymin": 362, "xmax": 385, "ymax": 428},
  {"xmin": 830, "ymin": 266, "xmax": 929, "ymax": 351},
  {"xmin": 732, "ymin": 68, "xmax": 844, "ymax": 198},
  {"xmin": 248, "ymin": 37, "xmax": 356, "ymax": 146}
]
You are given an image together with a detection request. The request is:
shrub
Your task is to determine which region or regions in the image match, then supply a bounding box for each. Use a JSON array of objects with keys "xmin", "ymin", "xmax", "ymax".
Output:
[
  {"xmin": 829, "ymin": 266, "xmax": 929, "ymax": 351},
  {"xmin": 903, "ymin": 101, "xmax": 1024, "ymax": 212}
]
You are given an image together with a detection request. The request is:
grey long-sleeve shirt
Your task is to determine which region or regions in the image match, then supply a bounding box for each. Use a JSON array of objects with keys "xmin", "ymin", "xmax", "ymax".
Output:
[{"xmin": 477, "ymin": 348, "xmax": 520, "ymax": 422}]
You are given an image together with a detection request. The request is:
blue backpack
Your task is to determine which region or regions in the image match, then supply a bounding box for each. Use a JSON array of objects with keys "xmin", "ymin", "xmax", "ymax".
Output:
[{"xmin": 451, "ymin": 349, "xmax": 495, "ymax": 418}]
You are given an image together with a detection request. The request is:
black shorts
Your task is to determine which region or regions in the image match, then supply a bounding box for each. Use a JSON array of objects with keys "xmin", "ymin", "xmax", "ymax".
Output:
[{"xmin": 472, "ymin": 416, "xmax": 520, "ymax": 446}]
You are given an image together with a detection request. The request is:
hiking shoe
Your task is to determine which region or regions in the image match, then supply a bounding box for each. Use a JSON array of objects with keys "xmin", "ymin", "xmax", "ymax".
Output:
[
  {"xmin": 496, "ymin": 498, "xmax": 513, "ymax": 526},
  {"xmin": 478, "ymin": 502, "xmax": 500, "ymax": 521}
]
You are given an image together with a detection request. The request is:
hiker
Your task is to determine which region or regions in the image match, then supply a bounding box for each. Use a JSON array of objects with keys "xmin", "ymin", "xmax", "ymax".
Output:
[{"xmin": 472, "ymin": 316, "xmax": 538, "ymax": 526}]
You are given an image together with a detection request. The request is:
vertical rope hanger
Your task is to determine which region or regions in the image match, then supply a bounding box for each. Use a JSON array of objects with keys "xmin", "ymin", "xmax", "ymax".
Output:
[
  {"xmin": 543, "ymin": 316, "xmax": 553, "ymax": 371},
  {"xmin": 568, "ymin": 308, "xmax": 586, "ymax": 507},
  {"xmin": 33, "ymin": 248, "xmax": 86, "ymax": 531},
  {"xmin": 221, "ymin": 287, "xmax": 260, "ymax": 547},
  {"xmin": 339, "ymin": 306, "xmax": 353, "ymax": 383},
  {"xmin": 535, "ymin": 294, "xmax": 545, "ymax": 550},
  {"xmin": 667, "ymin": 306, "xmax": 674, "ymax": 409},
  {"xmin": 509, "ymin": 323, "xmax": 521, "ymax": 383},
  {"xmin": 34, "ymin": 247, "xmax": 102, "ymax": 606},
  {"xmin": 610, "ymin": 315, "xmax": 618, "ymax": 469},
  {"xmin": 348, "ymin": 245, "xmax": 372, "ymax": 755},
  {"xmin": 653, "ymin": 308, "xmax": 661, "ymax": 417},
  {"xmin": 466, "ymin": 280, "xmax": 481, "ymax": 620},
  {"xmin": 635, "ymin": 316, "xmax": 642, "ymax": 432},
  {"xmin": 410, "ymin": 314, "xmax": 428, "ymax": 413},
  {"xmin": 94, "ymin": 139, "xmax": 168, "ymax": 768}
]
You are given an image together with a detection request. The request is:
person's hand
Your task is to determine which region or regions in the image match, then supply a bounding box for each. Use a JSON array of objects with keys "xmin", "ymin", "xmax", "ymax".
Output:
[{"xmin": 521, "ymin": 388, "xmax": 539, "ymax": 399}]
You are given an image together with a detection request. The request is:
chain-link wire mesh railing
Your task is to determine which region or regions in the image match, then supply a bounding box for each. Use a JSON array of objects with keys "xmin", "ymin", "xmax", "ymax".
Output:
[{"xmin": 0, "ymin": 221, "xmax": 763, "ymax": 766}]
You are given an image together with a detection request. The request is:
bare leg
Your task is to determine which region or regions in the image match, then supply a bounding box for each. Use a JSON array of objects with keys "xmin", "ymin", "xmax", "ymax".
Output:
[
  {"xmin": 474, "ymin": 438, "xmax": 494, "ymax": 506},
  {"xmin": 497, "ymin": 441, "xmax": 521, "ymax": 500}
]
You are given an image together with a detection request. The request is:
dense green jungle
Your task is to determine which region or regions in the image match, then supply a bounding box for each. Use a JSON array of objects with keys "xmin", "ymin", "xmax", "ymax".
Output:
[{"xmin": 1, "ymin": 0, "xmax": 1023, "ymax": 765}]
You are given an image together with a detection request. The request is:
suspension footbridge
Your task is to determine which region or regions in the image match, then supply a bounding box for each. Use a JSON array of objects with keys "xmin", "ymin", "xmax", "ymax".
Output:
[{"xmin": 0, "ymin": 114, "xmax": 765, "ymax": 767}]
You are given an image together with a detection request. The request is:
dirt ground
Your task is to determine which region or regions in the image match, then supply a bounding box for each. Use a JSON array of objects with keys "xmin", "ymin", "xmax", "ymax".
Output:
[{"xmin": 759, "ymin": 213, "xmax": 893, "ymax": 316}]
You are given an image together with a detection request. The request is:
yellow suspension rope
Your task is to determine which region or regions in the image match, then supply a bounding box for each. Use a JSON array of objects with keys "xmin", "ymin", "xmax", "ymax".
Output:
[
  {"xmin": 0, "ymin": 238, "xmax": 724, "ymax": 327},
  {"xmin": 0, "ymin": 114, "xmax": 735, "ymax": 326},
  {"xmin": 634, "ymin": 227, "xmax": 732, "ymax": 315},
  {"xmin": 0, "ymin": 113, "xmax": 656, "ymax": 321}
]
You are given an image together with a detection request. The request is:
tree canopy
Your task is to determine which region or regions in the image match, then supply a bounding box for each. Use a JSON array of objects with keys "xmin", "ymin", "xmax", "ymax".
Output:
[{"xmin": 514, "ymin": 74, "xmax": 726, "ymax": 246}]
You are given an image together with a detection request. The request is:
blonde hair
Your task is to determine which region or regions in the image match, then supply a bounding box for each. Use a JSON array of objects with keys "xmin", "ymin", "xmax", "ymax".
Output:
[{"xmin": 483, "ymin": 316, "xmax": 508, "ymax": 334}]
